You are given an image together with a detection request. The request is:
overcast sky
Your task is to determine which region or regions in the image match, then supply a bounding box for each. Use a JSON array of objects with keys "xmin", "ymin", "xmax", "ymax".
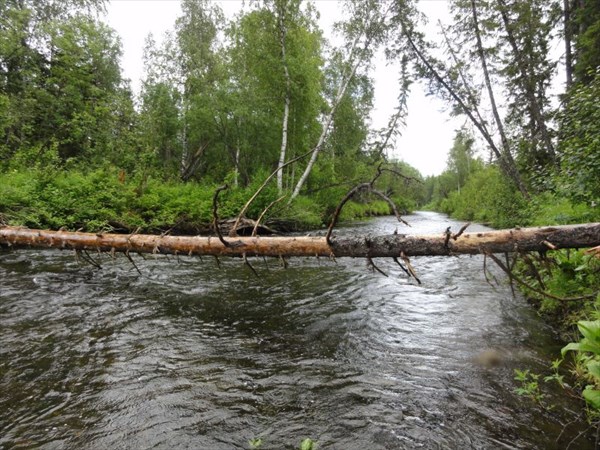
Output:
[{"xmin": 104, "ymin": 0, "xmax": 462, "ymax": 177}]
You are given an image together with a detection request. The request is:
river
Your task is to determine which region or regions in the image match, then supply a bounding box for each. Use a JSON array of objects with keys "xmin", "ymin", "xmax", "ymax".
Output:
[{"xmin": 0, "ymin": 211, "xmax": 595, "ymax": 449}]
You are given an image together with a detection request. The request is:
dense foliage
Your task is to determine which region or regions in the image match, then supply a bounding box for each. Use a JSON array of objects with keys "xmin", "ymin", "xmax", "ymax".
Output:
[{"xmin": 0, "ymin": 0, "xmax": 422, "ymax": 231}]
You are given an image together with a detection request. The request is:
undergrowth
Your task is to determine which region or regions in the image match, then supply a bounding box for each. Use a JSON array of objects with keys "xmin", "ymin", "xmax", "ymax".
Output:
[{"xmin": 0, "ymin": 168, "xmax": 400, "ymax": 233}]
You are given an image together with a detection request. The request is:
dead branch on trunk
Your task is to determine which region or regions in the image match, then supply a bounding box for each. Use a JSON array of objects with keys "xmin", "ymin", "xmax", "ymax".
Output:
[
  {"xmin": 230, "ymin": 148, "xmax": 314, "ymax": 236},
  {"xmin": 586, "ymin": 245, "xmax": 600, "ymax": 258},
  {"xmin": 213, "ymin": 184, "xmax": 230, "ymax": 248},
  {"xmin": 252, "ymin": 195, "xmax": 286, "ymax": 237},
  {"xmin": 400, "ymin": 251, "xmax": 421, "ymax": 284},
  {"xmin": 325, "ymin": 167, "xmax": 410, "ymax": 245},
  {"xmin": 485, "ymin": 252, "xmax": 598, "ymax": 302}
]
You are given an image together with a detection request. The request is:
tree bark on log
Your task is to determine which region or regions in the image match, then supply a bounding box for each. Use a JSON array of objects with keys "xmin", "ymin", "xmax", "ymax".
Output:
[{"xmin": 1, "ymin": 223, "xmax": 599, "ymax": 258}]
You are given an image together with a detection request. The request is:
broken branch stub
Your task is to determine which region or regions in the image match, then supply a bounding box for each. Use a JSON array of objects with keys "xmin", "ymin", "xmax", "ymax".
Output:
[{"xmin": 1, "ymin": 223, "xmax": 599, "ymax": 258}]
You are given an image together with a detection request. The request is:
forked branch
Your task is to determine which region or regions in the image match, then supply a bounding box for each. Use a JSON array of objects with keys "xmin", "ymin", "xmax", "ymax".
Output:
[{"xmin": 326, "ymin": 166, "xmax": 411, "ymax": 244}]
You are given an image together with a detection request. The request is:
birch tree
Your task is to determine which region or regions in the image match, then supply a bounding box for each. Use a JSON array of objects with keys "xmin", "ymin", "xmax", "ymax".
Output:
[{"xmin": 289, "ymin": 0, "xmax": 393, "ymax": 201}]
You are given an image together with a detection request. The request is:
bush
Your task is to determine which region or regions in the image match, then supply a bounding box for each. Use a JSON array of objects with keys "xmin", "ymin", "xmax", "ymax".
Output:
[
  {"xmin": 557, "ymin": 68, "xmax": 600, "ymax": 204},
  {"xmin": 526, "ymin": 193, "xmax": 600, "ymax": 226},
  {"xmin": 279, "ymin": 195, "xmax": 323, "ymax": 230},
  {"xmin": 438, "ymin": 165, "xmax": 528, "ymax": 228}
]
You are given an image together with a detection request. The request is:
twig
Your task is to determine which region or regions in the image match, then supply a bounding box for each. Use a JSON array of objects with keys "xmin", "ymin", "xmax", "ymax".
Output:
[
  {"xmin": 393, "ymin": 256, "xmax": 411, "ymax": 277},
  {"xmin": 326, "ymin": 182, "xmax": 369, "ymax": 244},
  {"xmin": 401, "ymin": 251, "xmax": 421, "ymax": 284},
  {"xmin": 566, "ymin": 422, "xmax": 596, "ymax": 450},
  {"xmin": 243, "ymin": 253, "xmax": 259, "ymax": 278},
  {"xmin": 325, "ymin": 183, "xmax": 409, "ymax": 244},
  {"xmin": 505, "ymin": 252, "xmax": 515, "ymax": 298},
  {"xmin": 373, "ymin": 188, "xmax": 411, "ymax": 227},
  {"xmin": 125, "ymin": 251, "xmax": 142, "ymax": 275},
  {"xmin": 483, "ymin": 253, "xmax": 496, "ymax": 288},
  {"xmin": 252, "ymin": 195, "xmax": 286, "ymax": 237},
  {"xmin": 262, "ymin": 256, "xmax": 270, "ymax": 271},
  {"xmin": 509, "ymin": 249, "xmax": 519, "ymax": 271},
  {"xmin": 522, "ymin": 253, "xmax": 546, "ymax": 289},
  {"xmin": 444, "ymin": 226, "xmax": 452, "ymax": 248},
  {"xmin": 555, "ymin": 412, "xmax": 586, "ymax": 445},
  {"xmin": 213, "ymin": 184, "xmax": 230, "ymax": 248},
  {"xmin": 378, "ymin": 167, "xmax": 422, "ymax": 184},
  {"xmin": 231, "ymin": 148, "xmax": 315, "ymax": 236},
  {"xmin": 585, "ymin": 245, "xmax": 600, "ymax": 258},
  {"xmin": 453, "ymin": 222, "xmax": 471, "ymax": 240},
  {"xmin": 367, "ymin": 255, "xmax": 388, "ymax": 277},
  {"xmin": 81, "ymin": 249, "xmax": 102, "ymax": 269}
]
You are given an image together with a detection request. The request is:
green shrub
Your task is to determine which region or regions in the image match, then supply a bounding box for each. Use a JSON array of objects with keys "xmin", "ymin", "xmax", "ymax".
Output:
[
  {"xmin": 438, "ymin": 165, "xmax": 528, "ymax": 228},
  {"xmin": 280, "ymin": 195, "xmax": 323, "ymax": 230},
  {"xmin": 562, "ymin": 320, "xmax": 600, "ymax": 413},
  {"xmin": 527, "ymin": 193, "xmax": 600, "ymax": 226}
]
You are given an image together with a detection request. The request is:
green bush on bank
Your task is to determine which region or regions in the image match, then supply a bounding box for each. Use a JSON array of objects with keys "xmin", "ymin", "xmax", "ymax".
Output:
[
  {"xmin": 525, "ymin": 193, "xmax": 600, "ymax": 226},
  {"xmin": 515, "ymin": 250, "xmax": 600, "ymax": 326},
  {"xmin": 0, "ymin": 168, "xmax": 409, "ymax": 233},
  {"xmin": 0, "ymin": 168, "xmax": 273, "ymax": 232},
  {"xmin": 436, "ymin": 165, "xmax": 529, "ymax": 228}
]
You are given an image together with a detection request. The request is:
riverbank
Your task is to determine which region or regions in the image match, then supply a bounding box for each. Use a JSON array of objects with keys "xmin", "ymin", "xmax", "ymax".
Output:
[{"xmin": 0, "ymin": 168, "xmax": 407, "ymax": 235}]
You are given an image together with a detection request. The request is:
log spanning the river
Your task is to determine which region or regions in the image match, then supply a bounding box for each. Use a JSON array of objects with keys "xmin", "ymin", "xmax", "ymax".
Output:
[{"xmin": 1, "ymin": 223, "xmax": 599, "ymax": 258}]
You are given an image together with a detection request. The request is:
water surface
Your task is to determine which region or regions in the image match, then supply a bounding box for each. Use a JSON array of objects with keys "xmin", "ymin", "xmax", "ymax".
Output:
[{"xmin": 0, "ymin": 211, "xmax": 594, "ymax": 449}]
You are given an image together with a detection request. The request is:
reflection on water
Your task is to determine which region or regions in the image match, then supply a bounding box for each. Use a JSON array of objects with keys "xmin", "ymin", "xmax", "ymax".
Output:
[{"xmin": 0, "ymin": 212, "xmax": 594, "ymax": 449}]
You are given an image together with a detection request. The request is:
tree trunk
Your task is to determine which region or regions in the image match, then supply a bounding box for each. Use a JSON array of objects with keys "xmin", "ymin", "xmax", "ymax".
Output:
[
  {"xmin": 496, "ymin": 0, "xmax": 556, "ymax": 163},
  {"xmin": 277, "ymin": 6, "xmax": 291, "ymax": 195},
  {"xmin": 289, "ymin": 31, "xmax": 368, "ymax": 201},
  {"xmin": 2, "ymin": 223, "xmax": 598, "ymax": 258},
  {"xmin": 403, "ymin": 26, "xmax": 523, "ymax": 195},
  {"xmin": 470, "ymin": 0, "xmax": 529, "ymax": 199},
  {"xmin": 563, "ymin": 0, "xmax": 574, "ymax": 88},
  {"xmin": 289, "ymin": 62, "xmax": 358, "ymax": 201}
]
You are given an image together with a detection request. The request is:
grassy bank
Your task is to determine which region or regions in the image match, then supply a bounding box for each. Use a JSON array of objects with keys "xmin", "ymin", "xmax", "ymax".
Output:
[{"xmin": 0, "ymin": 168, "xmax": 404, "ymax": 234}]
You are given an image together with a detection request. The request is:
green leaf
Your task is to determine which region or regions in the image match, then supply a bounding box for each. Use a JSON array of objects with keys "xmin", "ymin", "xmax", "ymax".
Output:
[
  {"xmin": 300, "ymin": 438, "xmax": 316, "ymax": 450},
  {"xmin": 248, "ymin": 438, "xmax": 263, "ymax": 449},
  {"xmin": 587, "ymin": 360, "xmax": 600, "ymax": 382},
  {"xmin": 583, "ymin": 386, "xmax": 600, "ymax": 410},
  {"xmin": 578, "ymin": 321, "xmax": 600, "ymax": 345},
  {"xmin": 562, "ymin": 342, "xmax": 583, "ymax": 357}
]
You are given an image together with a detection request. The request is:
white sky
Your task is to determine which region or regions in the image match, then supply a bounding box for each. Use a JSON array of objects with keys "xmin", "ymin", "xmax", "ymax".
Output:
[{"xmin": 105, "ymin": 0, "xmax": 461, "ymax": 177}]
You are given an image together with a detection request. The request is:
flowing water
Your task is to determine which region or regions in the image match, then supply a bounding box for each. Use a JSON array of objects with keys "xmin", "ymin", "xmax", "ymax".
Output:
[{"xmin": 0, "ymin": 211, "xmax": 596, "ymax": 449}]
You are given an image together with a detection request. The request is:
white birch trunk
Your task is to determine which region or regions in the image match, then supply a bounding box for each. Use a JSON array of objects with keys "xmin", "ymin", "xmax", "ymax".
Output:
[{"xmin": 277, "ymin": 11, "xmax": 291, "ymax": 194}]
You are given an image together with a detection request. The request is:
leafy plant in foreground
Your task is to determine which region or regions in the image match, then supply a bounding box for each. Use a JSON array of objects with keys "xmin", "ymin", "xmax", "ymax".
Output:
[
  {"xmin": 514, "ymin": 369, "xmax": 545, "ymax": 404},
  {"xmin": 562, "ymin": 320, "xmax": 600, "ymax": 411}
]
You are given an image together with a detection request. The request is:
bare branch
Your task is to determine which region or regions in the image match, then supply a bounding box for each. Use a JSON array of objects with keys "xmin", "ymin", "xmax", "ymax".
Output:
[
  {"xmin": 231, "ymin": 148, "xmax": 314, "ymax": 236},
  {"xmin": 212, "ymin": 184, "xmax": 231, "ymax": 248},
  {"xmin": 486, "ymin": 252, "xmax": 598, "ymax": 301},
  {"xmin": 367, "ymin": 255, "xmax": 388, "ymax": 277},
  {"xmin": 453, "ymin": 223, "xmax": 471, "ymax": 240},
  {"xmin": 252, "ymin": 195, "xmax": 286, "ymax": 237},
  {"xmin": 243, "ymin": 252, "xmax": 259, "ymax": 278}
]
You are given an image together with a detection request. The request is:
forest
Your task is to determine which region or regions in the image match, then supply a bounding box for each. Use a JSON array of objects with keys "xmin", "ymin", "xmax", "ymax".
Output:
[{"xmin": 1, "ymin": 0, "xmax": 600, "ymax": 418}]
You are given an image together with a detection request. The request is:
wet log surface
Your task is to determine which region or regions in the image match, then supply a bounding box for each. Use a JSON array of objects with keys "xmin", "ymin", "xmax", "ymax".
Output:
[{"xmin": 1, "ymin": 223, "xmax": 599, "ymax": 258}]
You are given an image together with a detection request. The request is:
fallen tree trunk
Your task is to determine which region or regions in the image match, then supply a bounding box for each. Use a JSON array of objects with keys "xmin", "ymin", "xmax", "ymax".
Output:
[{"xmin": 1, "ymin": 223, "xmax": 599, "ymax": 258}]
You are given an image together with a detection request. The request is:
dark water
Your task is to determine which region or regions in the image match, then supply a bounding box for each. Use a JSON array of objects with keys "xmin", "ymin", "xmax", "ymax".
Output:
[{"xmin": 0, "ymin": 211, "xmax": 595, "ymax": 449}]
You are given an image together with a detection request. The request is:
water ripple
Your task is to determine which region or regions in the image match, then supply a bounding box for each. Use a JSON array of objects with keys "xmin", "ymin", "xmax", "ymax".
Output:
[{"xmin": 0, "ymin": 212, "xmax": 595, "ymax": 449}]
